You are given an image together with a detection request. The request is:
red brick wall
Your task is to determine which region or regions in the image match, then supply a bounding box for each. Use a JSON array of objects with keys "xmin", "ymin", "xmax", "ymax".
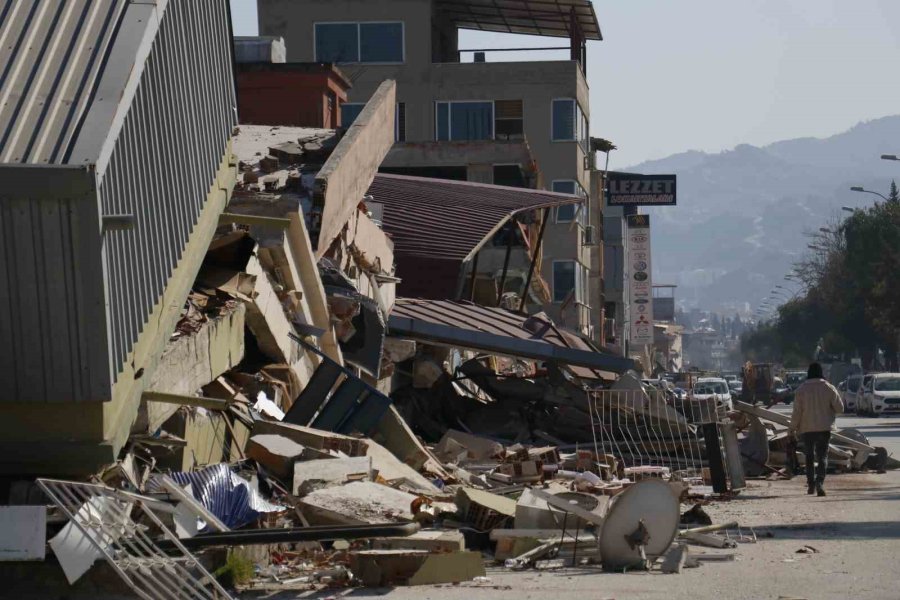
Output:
[{"xmin": 237, "ymin": 70, "xmax": 349, "ymax": 128}]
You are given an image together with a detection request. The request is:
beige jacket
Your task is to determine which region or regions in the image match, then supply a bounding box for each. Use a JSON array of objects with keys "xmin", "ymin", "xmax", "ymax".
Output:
[{"xmin": 791, "ymin": 378, "xmax": 843, "ymax": 434}]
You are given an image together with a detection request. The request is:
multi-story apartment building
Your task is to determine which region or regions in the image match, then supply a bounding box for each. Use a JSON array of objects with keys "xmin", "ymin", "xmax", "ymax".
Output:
[{"xmin": 257, "ymin": 0, "xmax": 604, "ymax": 339}]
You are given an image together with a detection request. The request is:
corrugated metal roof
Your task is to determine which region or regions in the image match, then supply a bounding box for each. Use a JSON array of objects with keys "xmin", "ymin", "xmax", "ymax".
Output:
[
  {"xmin": 0, "ymin": 0, "xmax": 129, "ymax": 165},
  {"xmin": 369, "ymin": 173, "xmax": 579, "ymax": 262},
  {"xmin": 434, "ymin": 0, "xmax": 602, "ymax": 41},
  {"xmin": 389, "ymin": 298, "xmax": 635, "ymax": 376}
]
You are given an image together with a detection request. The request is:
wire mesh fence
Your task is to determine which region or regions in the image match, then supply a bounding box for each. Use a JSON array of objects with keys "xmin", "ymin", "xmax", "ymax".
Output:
[{"xmin": 586, "ymin": 389, "xmax": 739, "ymax": 489}]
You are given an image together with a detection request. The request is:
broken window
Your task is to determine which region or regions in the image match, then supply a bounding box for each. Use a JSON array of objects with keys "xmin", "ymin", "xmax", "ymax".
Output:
[
  {"xmin": 552, "ymin": 180, "xmax": 588, "ymax": 225},
  {"xmin": 494, "ymin": 100, "xmax": 524, "ymax": 139},
  {"xmin": 436, "ymin": 101, "xmax": 494, "ymax": 141},
  {"xmin": 315, "ymin": 22, "xmax": 404, "ymax": 64}
]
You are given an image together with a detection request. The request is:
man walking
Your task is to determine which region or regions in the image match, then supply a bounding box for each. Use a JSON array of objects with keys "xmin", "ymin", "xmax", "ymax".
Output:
[{"xmin": 791, "ymin": 362, "xmax": 843, "ymax": 496}]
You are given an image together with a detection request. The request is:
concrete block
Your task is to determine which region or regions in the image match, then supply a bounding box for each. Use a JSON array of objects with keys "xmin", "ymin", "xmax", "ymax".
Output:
[
  {"xmin": 252, "ymin": 420, "xmax": 368, "ymax": 456},
  {"xmin": 371, "ymin": 530, "xmax": 465, "ymax": 553},
  {"xmin": 350, "ymin": 550, "xmax": 484, "ymax": 586},
  {"xmin": 299, "ymin": 481, "xmax": 418, "ymax": 525},
  {"xmin": 436, "ymin": 430, "xmax": 503, "ymax": 461},
  {"xmin": 293, "ymin": 456, "xmax": 373, "ymax": 495},
  {"xmin": 247, "ymin": 434, "xmax": 306, "ymax": 479}
]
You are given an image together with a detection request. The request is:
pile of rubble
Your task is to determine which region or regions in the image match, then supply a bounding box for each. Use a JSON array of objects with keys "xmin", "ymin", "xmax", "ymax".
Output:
[{"xmin": 4, "ymin": 85, "xmax": 896, "ymax": 600}]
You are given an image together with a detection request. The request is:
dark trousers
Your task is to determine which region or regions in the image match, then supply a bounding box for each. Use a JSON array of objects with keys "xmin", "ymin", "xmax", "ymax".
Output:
[{"xmin": 802, "ymin": 431, "xmax": 831, "ymax": 486}]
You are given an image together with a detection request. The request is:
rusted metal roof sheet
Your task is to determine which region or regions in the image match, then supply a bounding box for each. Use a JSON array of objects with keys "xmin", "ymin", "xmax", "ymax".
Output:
[
  {"xmin": 434, "ymin": 0, "xmax": 602, "ymax": 41},
  {"xmin": 368, "ymin": 173, "xmax": 580, "ymax": 299},
  {"xmin": 0, "ymin": 0, "xmax": 129, "ymax": 165},
  {"xmin": 389, "ymin": 298, "xmax": 635, "ymax": 376},
  {"xmin": 369, "ymin": 173, "xmax": 579, "ymax": 262}
]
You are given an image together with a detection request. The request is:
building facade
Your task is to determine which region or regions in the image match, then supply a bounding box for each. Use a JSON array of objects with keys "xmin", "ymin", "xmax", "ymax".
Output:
[{"xmin": 256, "ymin": 0, "xmax": 604, "ymax": 339}]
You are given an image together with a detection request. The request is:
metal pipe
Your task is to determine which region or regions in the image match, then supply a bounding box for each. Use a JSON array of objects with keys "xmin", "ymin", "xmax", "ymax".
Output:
[
  {"xmin": 158, "ymin": 522, "xmax": 420, "ymax": 550},
  {"xmin": 518, "ymin": 207, "xmax": 551, "ymax": 313}
]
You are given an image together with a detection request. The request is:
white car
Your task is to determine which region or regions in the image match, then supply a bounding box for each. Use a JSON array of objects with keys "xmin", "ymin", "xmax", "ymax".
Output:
[
  {"xmin": 841, "ymin": 374, "xmax": 862, "ymax": 412},
  {"xmin": 692, "ymin": 377, "xmax": 734, "ymax": 411},
  {"xmin": 859, "ymin": 373, "xmax": 900, "ymax": 416},
  {"xmin": 856, "ymin": 374, "xmax": 877, "ymax": 415}
]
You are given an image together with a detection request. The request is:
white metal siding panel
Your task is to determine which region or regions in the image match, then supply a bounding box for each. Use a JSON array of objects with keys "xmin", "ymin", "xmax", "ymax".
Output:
[
  {"xmin": 98, "ymin": 0, "xmax": 236, "ymax": 383},
  {"xmin": 0, "ymin": 0, "xmax": 128, "ymax": 164},
  {"xmin": 0, "ymin": 166, "xmax": 110, "ymax": 402}
]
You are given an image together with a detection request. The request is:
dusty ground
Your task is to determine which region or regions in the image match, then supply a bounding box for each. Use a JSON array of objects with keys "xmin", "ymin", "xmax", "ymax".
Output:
[{"xmin": 248, "ymin": 412, "xmax": 900, "ymax": 600}]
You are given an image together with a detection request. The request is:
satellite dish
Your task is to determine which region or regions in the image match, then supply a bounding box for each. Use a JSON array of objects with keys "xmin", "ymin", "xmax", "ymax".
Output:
[{"xmin": 599, "ymin": 479, "xmax": 680, "ymax": 570}]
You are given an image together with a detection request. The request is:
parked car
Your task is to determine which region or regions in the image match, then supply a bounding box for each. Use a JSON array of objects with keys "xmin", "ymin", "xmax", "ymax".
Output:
[
  {"xmin": 728, "ymin": 380, "xmax": 743, "ymax": 397},
  {"xmin": 692, "ymin": 377, "xmax": 734, "ymax": 410},
  {"xmin": 858, "ymin": 373, "xmax": 900, "ymax": 416},
  {"xmin": 856, "ymin": 373, "xmax": 877, "ymax": 416},
  {"xmin": 785, "ymin": 370, "xmax": 806, "ymax": 390},
  {"xmin": 841, "ymin": 373, "xmax": 862, "ymax": 412}
]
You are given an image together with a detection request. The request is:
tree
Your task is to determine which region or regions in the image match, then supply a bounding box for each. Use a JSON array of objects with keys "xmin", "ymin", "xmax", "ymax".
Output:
[{"xmin": 890, "ymin": 180, "xmax": 899, "ymax": 204}]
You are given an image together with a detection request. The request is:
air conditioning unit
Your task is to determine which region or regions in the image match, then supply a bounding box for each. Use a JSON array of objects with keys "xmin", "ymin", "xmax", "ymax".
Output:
[{"xmin": 583, "ymin": 224, "xmax": 597, "ymax": 246}]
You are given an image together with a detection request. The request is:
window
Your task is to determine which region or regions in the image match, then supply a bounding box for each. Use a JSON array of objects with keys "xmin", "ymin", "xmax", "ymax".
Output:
[
  {"xmin": 436, "ymin": 101, "xmax": 494, "ymax": 141},
  {"xmin": 552, "ymin": 98, "xmax": 589, "ymax": 151},
  {"xmin": 341, "ymin": 103, "xmax": 364, "ymax": 128},
  {"xmin": 494, "ymin": 100, "xmax": 523, "ymax": 140},
  {"xmin": 360, "ymin": 23, "xmax": 403, "ymax": 63},
  {"xmin": 552, "ymin": 180, "xmax": 588, "ymax": 224},
  {"xmin": 315, "ymin": 22, "xmax": 404, "ymax": 64},
  {"xmin": 553, "ymin": 260, "xmax": 588, "ymax": 304},
  {"xmin": 396, "ymin": 103, "xmax": 406, "ymax": 142}
]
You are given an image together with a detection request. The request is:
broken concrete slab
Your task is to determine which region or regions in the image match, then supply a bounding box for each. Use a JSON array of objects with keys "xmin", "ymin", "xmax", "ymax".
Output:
[
  {"xmin": 247, "ymin": 434, "xmax": 307, "ymax": 480},
  {"xmin": 252, "ymin": 420, "xmax": 368, "ymax": 456},
  {"xmin": 372, "ymin": 530, "xmax": 465, "ymax": 553},
  {"xmin": 365, "ymin": 438, "xmax": 441, "ymax": 494},
  {"xmin": 436, "ymin": 429, "xmax": 503, "ymax": 461},
  {"xmin": 293, "ymin": 456, "xmax": 373, "ymax": 495},
  {"xmin": 349, "ymin": 549, "xmax": 485, "ymax": 586},
  {"xmin": 299, "ymin": 481, "xmax": 418, "ymax": 525}
]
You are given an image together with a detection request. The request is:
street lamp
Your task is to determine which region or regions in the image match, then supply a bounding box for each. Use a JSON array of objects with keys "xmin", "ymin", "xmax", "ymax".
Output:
[
  {"xmin": 882, "ymin": 154, "xmax": 898, "ymax": 161},
  {"xmin": 850, "ymin": 186, "xmax": 889, "ymax": 202}
]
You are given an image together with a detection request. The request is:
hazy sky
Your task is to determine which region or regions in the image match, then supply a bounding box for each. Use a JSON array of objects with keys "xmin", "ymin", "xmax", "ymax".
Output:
[{"xmin": 230, "ymin": 0, "xmax": 900, "ymax": 167}]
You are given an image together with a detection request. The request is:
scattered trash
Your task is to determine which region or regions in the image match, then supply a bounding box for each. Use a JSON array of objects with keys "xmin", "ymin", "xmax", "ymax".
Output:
[{"xmin": 796, "ymin": 545, "xmax": 820, "ymax": 554}]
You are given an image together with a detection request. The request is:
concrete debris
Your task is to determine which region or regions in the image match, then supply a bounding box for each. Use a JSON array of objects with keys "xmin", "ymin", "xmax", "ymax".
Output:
[
  {"xmin": 5, "ymin": 78, "xmax": 790, "ymax": 599},
  {"xmin": 247, "ymin": 434, "xmax": 307, "ymax": 480},
  {"xmin": 293, "ymin": 456, "xmax": 373, "ymax": 495},
  {"xmin": 299, "ymin": 481, "xmax": 420, "ymax": 525},
  {"xmin": 350, "ymin": 549, "xmax": 485, "ymax": 586}
]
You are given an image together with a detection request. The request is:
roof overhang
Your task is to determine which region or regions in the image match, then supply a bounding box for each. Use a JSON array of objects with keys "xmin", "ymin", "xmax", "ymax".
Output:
[
  {"xmin": 434, "ymin": 0, "xmax": 602, "ymax": 41},
  {"xmin": 389, "ymin": 299, "xmax": 636, "ymax": 375}
]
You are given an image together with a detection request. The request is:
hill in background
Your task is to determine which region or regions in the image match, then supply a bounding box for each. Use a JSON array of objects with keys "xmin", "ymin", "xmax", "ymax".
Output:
[{"xmin": 624, "ymin": 115, "xmax": 900, "ymax": 314}]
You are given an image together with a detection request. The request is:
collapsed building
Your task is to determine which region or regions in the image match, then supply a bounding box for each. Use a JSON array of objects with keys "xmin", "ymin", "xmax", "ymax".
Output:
[{"xmin": 0, "ymin": 2, "xmax": 895, "ymax": 598}]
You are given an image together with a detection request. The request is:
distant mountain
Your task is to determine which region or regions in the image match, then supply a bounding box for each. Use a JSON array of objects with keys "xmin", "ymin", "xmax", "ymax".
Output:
[{"xmin": 625, "ymin": 115, "xmax": 900, "ymax": 314}]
